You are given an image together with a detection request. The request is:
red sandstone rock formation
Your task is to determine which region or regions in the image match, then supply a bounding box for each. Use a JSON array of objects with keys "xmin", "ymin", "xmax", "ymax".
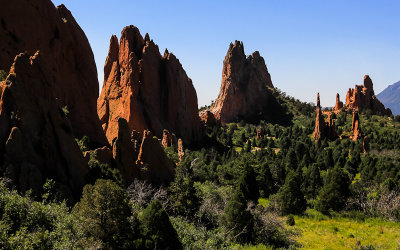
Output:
[
  {"xmin": 0, "ymin": 52, "xmax": 88, "ymax": 200},
  {"xmin": 98, "ymin": 26, "xmax": 202, "ymax": 146},
  {"xmin": 112, "ymin": 118, "xmax": 139, "ymax": 183},
  {"xmin": 313, "ymin": 93, "xmax": 325, "ymax": 142},
  {"xmin": 313, "ymin": 93, "xmax": 338, "ymax": 142},
  {"xmin": 333, "ymin": 93, "xmax": 344, "ymax": 111},
  {"xmin": 162, "ymin": 129, "xmax": 173, "ymax": 148},
  {"xmin": 351, "ymin": 110, "xmax": 361, "ymax": 141},
  {"xmin": 178, "ymin": 139, "xmax": 185, "ymax": 161},
  {"xmin": 346, "ymin": 75, "xmax": 392, "ymax": 116},
  {"xmin": 200, "ymin": 110, "xmax": 218, "ymax": 127},
  {"xmin": 0, "ymin": 0, "xmax": 107, "ymax": 146},
  {"xmin": 136, "ymin": 130, "xmax": 175, "ymax": 185},
  {"xmin": 209, "ymin": 41, "xmax": 275, "ymax": 124}
]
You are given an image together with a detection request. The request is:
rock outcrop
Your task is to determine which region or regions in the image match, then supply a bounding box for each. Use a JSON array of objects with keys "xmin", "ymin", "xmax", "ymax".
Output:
[
  {"xmin": 209, "ymin": 41, "xmax": 286, "ymax": 124},
  {"xmin": 0, "ymin": 0, "xmax": 107, "ymax": 146},
  {"xmin": 177, "ymin": 139, "xmax": 185, "ymax": 161},
  {"xmin": 345, "ymin": 75, "xmax": 392, "ymax": 116},
  {"xmin": 0, "ymin": 52, "xmax": 88, "ymax": 200},
  {"xmin": 200, "ymin": 110, "xmax": 218, "ymax": 127},
  {"xmin": 112, "ymin": 118, "xmax": 139, "ymax": 183},
  {"xmin": 351, "ymin": 110, "xmax": 361, "ymax": 141},
  {"xmin": 333, "ymin": 93, "xmax": 344, "ymax": 111},
  {"xmin": 98, "ymin": 25, "xmax": 202, "ymax": 146},
  {"xmin": 136, "ymin": 130, "xmax": 175, "ymax": 185},
  {"xmin": 161, "ymin": 129, "xmax": 173, "ymax": 148},
  {"xmin": 313, "ymin": 93, "xmax": 337, "ymax": 142}
]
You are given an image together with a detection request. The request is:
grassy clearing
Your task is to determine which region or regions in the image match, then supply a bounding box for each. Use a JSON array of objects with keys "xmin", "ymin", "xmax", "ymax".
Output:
[{"xmin": 292, "ymin": 209, "xmax": 400, "ymax": 249}]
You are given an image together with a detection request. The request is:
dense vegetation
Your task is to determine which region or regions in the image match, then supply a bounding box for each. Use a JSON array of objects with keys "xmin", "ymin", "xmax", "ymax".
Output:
[{"xmin": 1, "ymin": 89, "xmax": 400, "ymax": 249}]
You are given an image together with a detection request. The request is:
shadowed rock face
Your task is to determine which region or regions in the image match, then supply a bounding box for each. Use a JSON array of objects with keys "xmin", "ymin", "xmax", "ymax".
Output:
[
  {"xmin": 209, "ymin": 41, "xmax": 275, "ymax": 124},
  {"xmin": 98, "ymin": 25, "xmax": 202, "ymax": 146},
  {"xmin": 0, "ymin": 0, "xmax": 107, "ymax": 146},
  {"xmin": 0, "ymin": 52, "xmax": 88, "ymax": 200},
  {"xmin": 346, "ymin": 75, "xmax": 392, "ymax": 116},
  {"xmin": 136, "ymin": 130, "xmax": 175, "ymax": 185}
]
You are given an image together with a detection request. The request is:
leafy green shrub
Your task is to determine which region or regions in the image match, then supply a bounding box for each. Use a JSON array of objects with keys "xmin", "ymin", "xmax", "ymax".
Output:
[{"xmin": 0, "ymin": 180, "xmax": 77, "ymax": 249}]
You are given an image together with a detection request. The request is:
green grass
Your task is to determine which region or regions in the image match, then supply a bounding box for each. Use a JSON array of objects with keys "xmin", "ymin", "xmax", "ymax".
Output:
[{"xmin": 292, "ymin": 209, "xmax": 400, "ymax": 249}]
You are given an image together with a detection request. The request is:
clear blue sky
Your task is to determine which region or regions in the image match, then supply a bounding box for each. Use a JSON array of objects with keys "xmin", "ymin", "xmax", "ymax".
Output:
[{"xmin": 52, "ymin": 0, "xmax": 400, "ymax": 107}]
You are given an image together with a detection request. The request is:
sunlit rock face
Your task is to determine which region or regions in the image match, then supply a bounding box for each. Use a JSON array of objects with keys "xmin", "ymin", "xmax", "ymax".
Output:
[{"xmin": 98, "ymin": 25, "xmax": 202, "ymax": 146}]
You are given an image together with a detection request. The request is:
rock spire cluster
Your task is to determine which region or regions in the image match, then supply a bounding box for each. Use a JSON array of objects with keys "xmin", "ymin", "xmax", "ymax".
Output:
[{"xmin": 97, "ymin": 25, "xmax": 202, "ymax": 146}]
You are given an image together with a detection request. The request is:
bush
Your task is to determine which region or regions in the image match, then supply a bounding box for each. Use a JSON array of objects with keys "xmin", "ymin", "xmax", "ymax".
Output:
[
  {"xmin": 0, "ymin": 180, "xmax": 77, "ymax": 249},
  {"xmin": 286, "ymin": 215, "xmax": 295, "ymax": 226}
]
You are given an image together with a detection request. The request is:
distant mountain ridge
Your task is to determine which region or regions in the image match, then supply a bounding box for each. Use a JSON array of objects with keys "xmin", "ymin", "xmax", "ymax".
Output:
[{"xmin": 377, "ymin": 81, "xmax": 400, "ymax": 115}]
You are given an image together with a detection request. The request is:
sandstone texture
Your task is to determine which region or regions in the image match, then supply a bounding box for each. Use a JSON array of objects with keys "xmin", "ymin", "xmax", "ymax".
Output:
[
  {"xmin": 0, "ymin": 52, "xmax": 88, "ymax": 200},
  {"xmin": 346, "ymin": 75, "xmax": 392, "ymax": 116},
  {"xmin": 209, "ymin": 41, "xmax": 278, "ymax": 124},
  {"xmin": 0, "ymin": 0, "xmax": 107, "ymax": 146},
  {"xmin": 98, "ymin": 26, "xmax": 202, "ymax": 146}
]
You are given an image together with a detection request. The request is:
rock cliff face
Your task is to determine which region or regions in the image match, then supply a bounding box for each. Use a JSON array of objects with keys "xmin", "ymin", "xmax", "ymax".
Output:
[
  {"xmin": 98, "ymin": 26, "xmax": 202, "ymax": 146},
  {"xmin": 0, "ymin": 52, "xmax": 88, "ymax": 200},
  {"xmin": 346, "ymin": 75, "xmax": 392, "ymax": 116},
  {"xmin": 0, "ymin": 0, "xmax": 107, "ymax": 146},
  {"xmin": 313, "ymin": 93, "xmax": 337, "ymax": 142},
  {"xmin": 209, "ymin": 41, "xmax": 278, "ymax": 124}
]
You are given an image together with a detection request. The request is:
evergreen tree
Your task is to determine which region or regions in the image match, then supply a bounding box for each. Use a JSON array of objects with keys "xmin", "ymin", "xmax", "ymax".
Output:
[
  {"xmin": 237, "ymin": 162, "xmax": 260, "ymax": 203},
  {"xmin": 277, "ymin": 170, "xmax": 306, "ymax": 215},
  {"xmin": 303, "ymin": 163, "xmax": 322, "ymax": 199},
  {"xmin": 317, "ymin": 167, "xmax": 351, "ymax": 214},
  {"xmin": 256, "ymin": 162, "xmax": 274, "ymax": 198},
  {"xmin": 73, "ymin": 179, "xmax": 137, "ymax": 249},
  {"xmin": 139, "ymin": 200, "xmax": 182, "ymax": 250},
  {"xmin": 285, "ymin": 148, "xmax": 297, "ymax": 170},
  {"xmin": 169, "ymin": 164, "xmax": 200, "ymax": 216},
  {"xmin": 222, "ymin": 187, "xmax": 253, "ymax": 243}
]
